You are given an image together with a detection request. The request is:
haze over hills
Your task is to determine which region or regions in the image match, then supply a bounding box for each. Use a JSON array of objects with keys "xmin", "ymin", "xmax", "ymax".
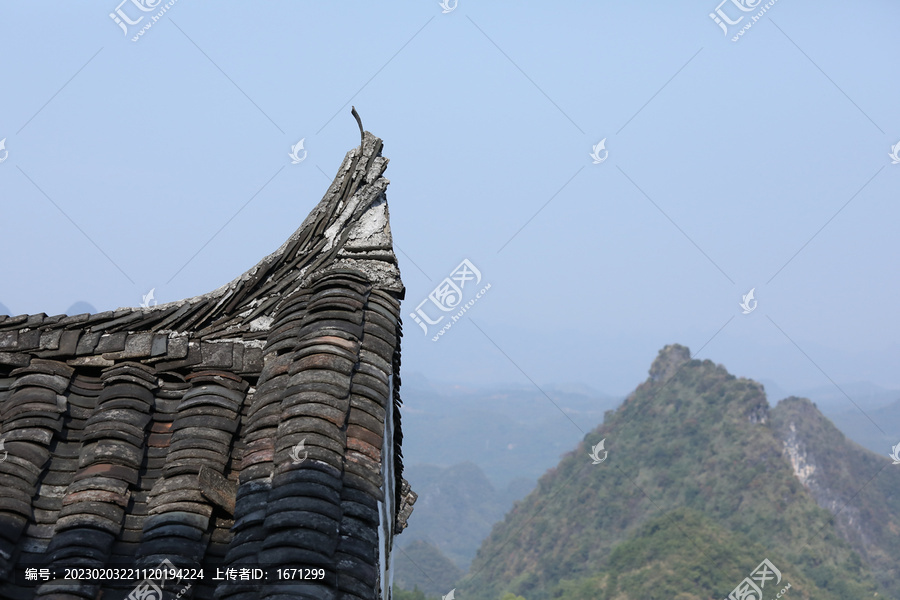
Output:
[
  {"xmin": 819, "ymin": 398, "xmax": 900, "ymax": 457},
  {"xmin": 394, "ymin": 362, "xmax": 900, "ymax": 599},
  {"xmin": 392, "ymin": 463, "xmax": 531, "ymax": 596},
  {"xmin": 399, "ymin": 373, "xmax": 618, "ymax": 489},
  {"xmin": 392, "ymin": 539, "xmax": 464, "ymax": 598},
  {"xmin": 390, "ymin": 462, "xmax": 529, "ymax": 596},
  {"xmin": 400, "ymin": 373, "xmax": 898, "ymax": 493},
  {"xmin": 395, "ymin": 463, "xmax": 531, "ymax": 570},
  {"xmin": 759, "ymin": 378, "xmax": 898, "ymax": 412},
  {"xmin": 444, "ymin": 345, "xmax": 900, "ymax": 599}
]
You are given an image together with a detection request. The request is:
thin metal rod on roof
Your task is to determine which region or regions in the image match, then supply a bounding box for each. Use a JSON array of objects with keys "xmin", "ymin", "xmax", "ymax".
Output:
[{"xmin": 351, "ymin": 105, "xmax": 364, "ymax": 147}]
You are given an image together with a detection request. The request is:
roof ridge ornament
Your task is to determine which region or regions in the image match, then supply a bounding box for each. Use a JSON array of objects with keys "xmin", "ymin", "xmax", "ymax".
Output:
[{"xmin": 351, "ymin": 105, "xmax": 364, "ymax": 148}]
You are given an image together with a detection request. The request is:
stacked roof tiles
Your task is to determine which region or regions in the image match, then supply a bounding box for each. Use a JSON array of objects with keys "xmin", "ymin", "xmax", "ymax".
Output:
[{"xmin": 0, "ymin": 124, "xmax": 416, "ymax": 600}]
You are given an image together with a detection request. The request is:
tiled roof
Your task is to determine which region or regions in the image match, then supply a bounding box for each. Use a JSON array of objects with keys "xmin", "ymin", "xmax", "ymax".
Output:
[{"xmin": 0, "ymin": 125, "xmax": 416, "ymax": 599}]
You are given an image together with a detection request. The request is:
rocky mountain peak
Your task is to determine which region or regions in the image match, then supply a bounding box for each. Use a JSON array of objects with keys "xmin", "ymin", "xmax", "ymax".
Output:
[{"xmin": 648, "ymin": 343, "xmax": 692, "ymax": 383}]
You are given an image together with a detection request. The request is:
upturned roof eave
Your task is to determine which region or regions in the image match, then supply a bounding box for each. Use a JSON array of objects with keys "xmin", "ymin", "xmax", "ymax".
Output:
[{"xmin": 0, "ymin": 127, "xmax": 401, "ymax": 339}]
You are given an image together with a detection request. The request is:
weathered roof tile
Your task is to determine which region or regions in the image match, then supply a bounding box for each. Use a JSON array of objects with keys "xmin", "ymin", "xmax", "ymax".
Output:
[{"xmin": 0, "ymin": 125, "xmax": 410, "ymax": 599}]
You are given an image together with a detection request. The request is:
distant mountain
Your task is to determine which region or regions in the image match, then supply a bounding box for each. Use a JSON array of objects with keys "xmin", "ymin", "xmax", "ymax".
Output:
[
  {"xmin": 66, "ymin": 300, "xmax": 98, "ymax": 315},
  {"xmin": 399, "ymin": 372, "xmax": 898, "ymax": 491},
  {"xmin": 453, "ymin": 344, "xmax": 899, "ymax": 599},
  {"xmin": 395, "ymin": 462, "xmax": 534, "ymax": 572},
  {"xmin": 792, "ymin": 380, "xmax": 899, "ymax": 412},
  {"xmin": 392, "ymin": 539, "xmax": 463, "ymax": 597},
  {"xmin": 761, "ymin": 378, "xmax": 899, "ymax": 458},
  {"xmin": 820, "ymin": 397, "xmax": 900, "ymax": 457},
  {"xmin": 400, "ymin": 377, "xmax": 619, "ymax": 489},
  {"xmin": 769, "ymin": 396, "xmax": 899, "ymax": 593},
  {"xmin": 0, "ymin": 302, "xmax": 99, "ymax": 319}
]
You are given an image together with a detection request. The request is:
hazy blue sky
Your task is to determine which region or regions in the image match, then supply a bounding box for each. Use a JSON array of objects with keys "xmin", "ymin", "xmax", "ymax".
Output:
[{"xmin": 1, "ymin": 1, "xmax": 897, "ymax": 404}]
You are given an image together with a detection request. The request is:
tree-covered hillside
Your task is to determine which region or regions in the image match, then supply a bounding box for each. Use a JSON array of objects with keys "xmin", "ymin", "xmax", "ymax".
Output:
[{"xmin": 450, "ymin": 345, "xmax": 896, "ymax": 599}]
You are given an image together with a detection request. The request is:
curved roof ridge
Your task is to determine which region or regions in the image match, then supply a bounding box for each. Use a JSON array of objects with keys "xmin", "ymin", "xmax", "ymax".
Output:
[{"xmin": 0, "ymin": 128, "xmax": 402, "ymax": 338}]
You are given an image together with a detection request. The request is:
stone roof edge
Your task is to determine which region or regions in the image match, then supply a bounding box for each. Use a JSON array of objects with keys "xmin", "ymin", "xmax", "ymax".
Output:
[{"xmin": 0, "ymin": 129, "xmax": 402, "ymax": 340}]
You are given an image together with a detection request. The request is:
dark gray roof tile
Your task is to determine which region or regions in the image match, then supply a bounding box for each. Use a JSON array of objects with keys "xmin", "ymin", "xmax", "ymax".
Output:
[
  {"xmin": 54, "ymin": 512, "xmax": 121, "ymax": 535},
  {"xmin": 67, "ymin": 355, "xmax": 114, "ymax": 368},
  {"xmin": 341, "ymin": 471, "xmax": 383, "ymax": 503},
  {"xmin": 38, "ymin": 329, "xmax": 63, "ymax": 351},
  {"xmin": 0, "ymin": 352, "xmax": 30, "ymax": 368},
  {"xmin": 263, "ymin": 526, "xmax": 338, "ymax": 556},
  {"xmin": 57, "ymin": 313, "xmax": 92, "ymax": 328},
  {"xmin": 15, "ymin": 330, "xmax": 41, "ymax": 351},
  {"xmin": 153, "ymin": 340, "xmax": 202, "ymax": 370},
  {"xmin": 94, "ymin": 332, "xmax": 128, "ymax": 354},
  {"xmin": 0, "ymin": 315, "xmax": 29, "ymax": 329},
  {"xmin": 24, "ymin": 314, "xmax": 47, "ymax": 328},
  {"xmin": 150, "ymin": 333, "xmax": 168, "ymax": 357},
  {"xmin": 55, "ymin": 329, "xmax": 81, "ymax": 356},
  {"xmin": 97, "ymin": 382, "xmax": 154, "ymax": 404},
  {"xmin": 0, "ymin": 331, "xmax": 18, "ymax": 350},
  {"xmin": 9, "ymin": 373, "xmax": 69, "ymax": 394},
  {"xmin": 337, "ymin": 535, "xmax": 377, "ymax": 565},
  {"xmin": 335, "ymin": 553, "xmax": 378, "ymax": 587},
  {"xmin": 74, "ymin": 331, "xmax": 102, "ymax": 355},
  {"xmin": 348, "ymin": 395, "xmax": 385, "ymax": 422},
  {"xmin": 3, "ymin": 428, "xmax": 53, "ymax": 445},
  {"xmin": 89, "ymin": 310, "xmax": 145, "ymax": 333},
  {"xmin": 257, "ymin": 545, "xmax": 332, "ymax": 568},
  {"xmin": 346, "ymin": 402, "xmax": 385, "ymax": 432},
  {"xmin": 0, "ymin": 128, "xmax": 411, "ymax": 599}
]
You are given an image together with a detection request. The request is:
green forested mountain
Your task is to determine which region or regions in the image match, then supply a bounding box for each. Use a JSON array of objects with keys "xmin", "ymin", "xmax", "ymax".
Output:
[
  {"xmin": 396, "ymin": 462, "xmax": 534, "ymax": 571},
  {"xmin": 768, "ymin": 396, "xmax": 899, "ymax": 594},
  {"xmin": 451, "ymin": 344, "xmax": 899, "ymax": 599},
  {"xmin": 393, "ymin": 539, "xmax": 464, "ymax": 597}
]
